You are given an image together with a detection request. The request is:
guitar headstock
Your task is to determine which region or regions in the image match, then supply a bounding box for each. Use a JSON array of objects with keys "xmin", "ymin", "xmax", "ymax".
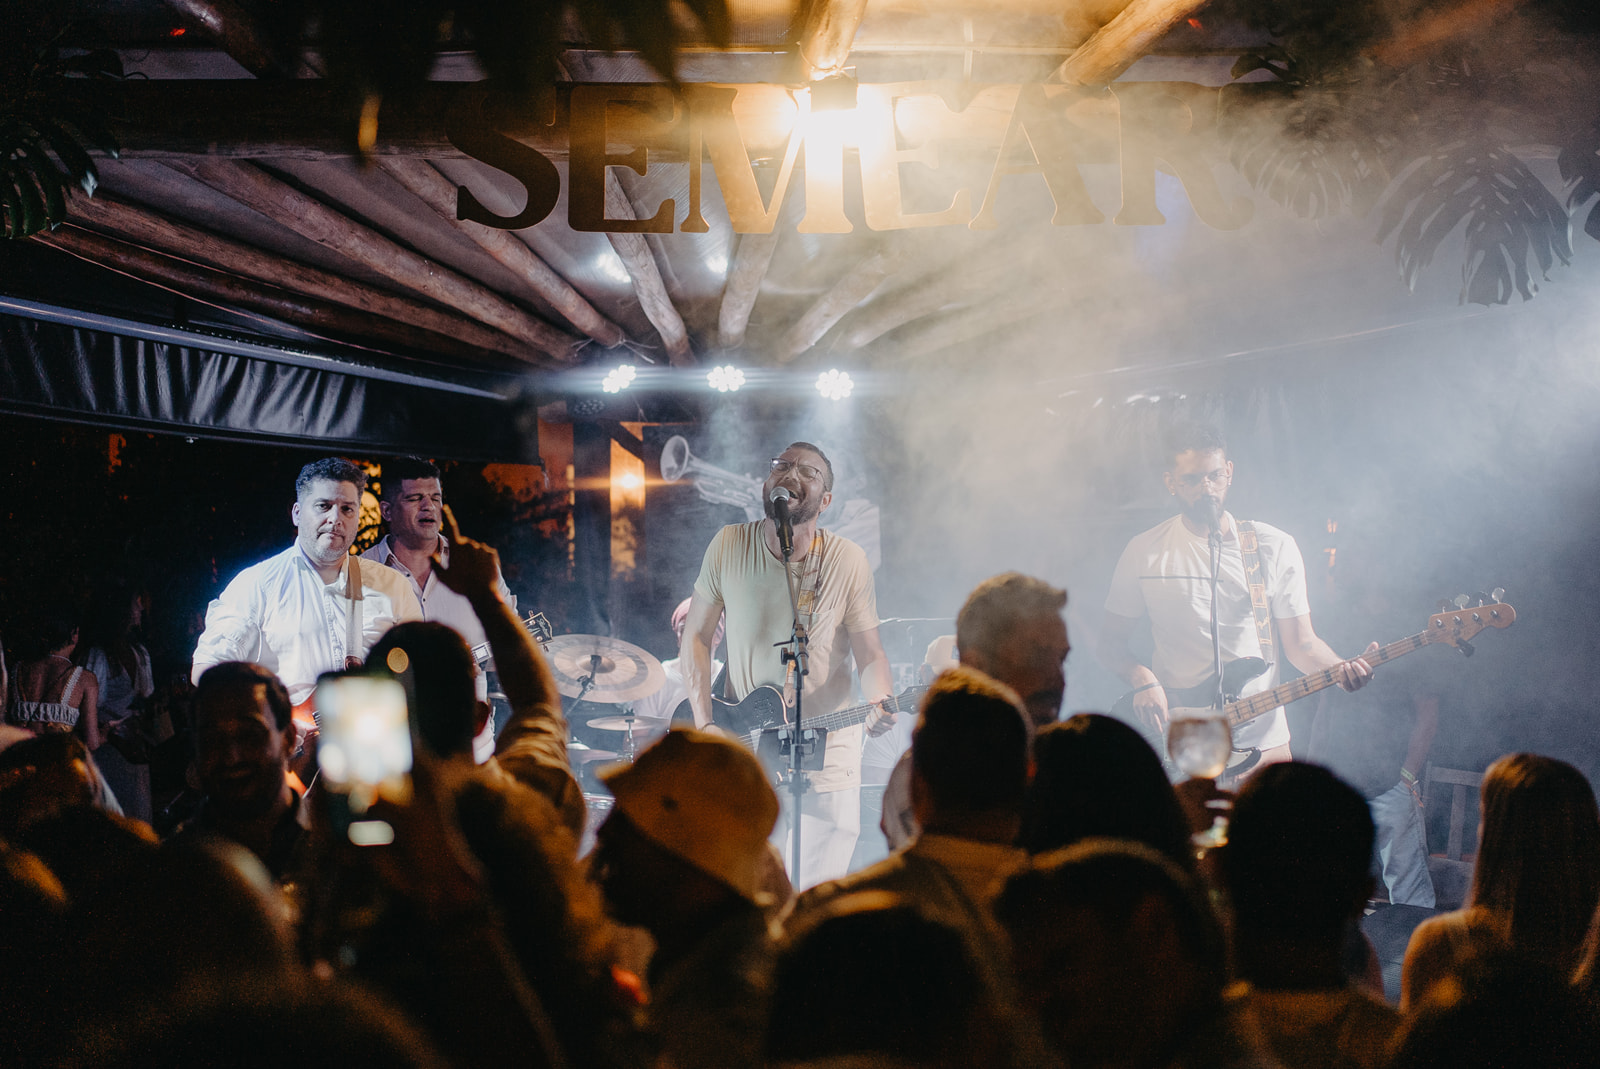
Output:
[
  {"xmin": 1428, "ymin": 593, "xmax": 1515, "ymax": 651},
  {"xmin": 527, "ymin": 611, "xmax": 555, "ymax": 648}
]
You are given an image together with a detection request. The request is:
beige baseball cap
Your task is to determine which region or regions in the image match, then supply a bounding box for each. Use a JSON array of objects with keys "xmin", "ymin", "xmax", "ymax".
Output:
[{"xmin": 601, "ymin": 729, "xmax": 780, "ymax": 899}]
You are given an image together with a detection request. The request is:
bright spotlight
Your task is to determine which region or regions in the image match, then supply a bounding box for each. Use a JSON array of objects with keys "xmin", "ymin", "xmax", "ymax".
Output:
[
  {"xmin": 617, "ymin": 472, "xmax": 643, "ymax": 490},
  {"xmin": 601, "ymin": 364, "xmax": 637, "ymax": 393},
  {"xmin": 707, "ymin": 365, "xmax": 745, "ymax": 392},
  {"xmin": 816, "ymin": 369, "xmax": 853, "ymax": 401}
]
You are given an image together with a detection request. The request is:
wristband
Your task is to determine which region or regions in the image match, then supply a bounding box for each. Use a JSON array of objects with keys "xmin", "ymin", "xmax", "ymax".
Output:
[
  {"xmin": 1400, "ymin": 767, "xmax": 1418, "ymax": 785},
  {"xmin": 1132, "ymin": 682, "xmax": 1162, "ymax": 695}
]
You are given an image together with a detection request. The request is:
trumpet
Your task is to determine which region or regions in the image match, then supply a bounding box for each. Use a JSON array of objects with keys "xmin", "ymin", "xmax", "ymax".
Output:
[{"xmin": 660, "ymin": 436, "xmax": 765, "ymax": 520}]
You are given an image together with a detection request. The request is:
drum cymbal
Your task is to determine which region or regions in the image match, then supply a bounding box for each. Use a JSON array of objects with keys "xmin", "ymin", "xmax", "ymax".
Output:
[
  {"xmin": 545, "ymin": 633, "xmax": 666, "ymax": 703},
  {"xmin": 571, "ymin": 748, "xmax": 620, "ymax": 762},
  {"xmin": 586, "ymin": 715, "xmax": 671, "ymax": 732}
]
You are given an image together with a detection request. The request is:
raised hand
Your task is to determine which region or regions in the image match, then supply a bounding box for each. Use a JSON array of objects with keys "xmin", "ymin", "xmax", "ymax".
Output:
[{"xmin": 432, "ymin": 505, "xmax": 503, "ymax": 602}]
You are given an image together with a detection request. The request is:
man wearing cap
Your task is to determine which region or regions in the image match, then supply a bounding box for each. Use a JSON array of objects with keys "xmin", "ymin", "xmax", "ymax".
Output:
[
  {"xmin": 679, "ymin": 441, "xmax": 895, "ymax": 886},
  {"xmin": 593, "ymin": 729, "xmax": 781, "ymax": 1069}
]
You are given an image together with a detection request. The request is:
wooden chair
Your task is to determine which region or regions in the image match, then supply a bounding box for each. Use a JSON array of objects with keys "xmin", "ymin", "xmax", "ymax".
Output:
[{"xmin": 1423, "ymin": 763, "xmax": 1484, "ymax": 909}]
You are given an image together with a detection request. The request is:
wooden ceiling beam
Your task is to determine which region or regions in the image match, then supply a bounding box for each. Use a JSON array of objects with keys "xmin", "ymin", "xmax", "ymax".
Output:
[
  {"xmin": 793, "ymin": 0, "xmax": 873, "ymax": 80},
  {"xmin": 1051, "ymin": 0, "xmax": 1211, "ymax": 86},
  {"xmin": 603, "ymin": 171, "xmax": 695, "ymax": 366},
  {"xmin": 774, "ymin": 248, "xmax": 902, "ymax": 364},
  {"xmin": 33, "ymin": 224, "xmax": 523, "ymax": 367},
  {"xmin": 879, "ymin": 285, "xmax": 1061, "ymax": 361},
  {"xmin": 161, "ymin": 0, "xmax": 310, "ymax": 78},
  {"xmin": 65, "ymin": 191, "xmax": 537, "ymax": 363},
  {"xmin": 716, "ymin": 230, "xmax": 780, "ymax": 350},
  {"xmin": 378, "ymin": 157, "xmax": 626, "ymax": 348},
  {"xmin": 830, "ymin": 239, "xmax": 1027, "ymax": 351},
  {"xmin": 160, "ymin": 158, "xmax": 580, "ymax": 362}
]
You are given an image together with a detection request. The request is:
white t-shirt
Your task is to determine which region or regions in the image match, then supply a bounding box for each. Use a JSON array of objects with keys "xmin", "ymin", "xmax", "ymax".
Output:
[
  {"xmin": 692, "ymin": 522, "xmax": 879, "ymax": 793},
  {"xmin": 1104, "ymin": 513, "xmax": 1311, "ymax": 750}
]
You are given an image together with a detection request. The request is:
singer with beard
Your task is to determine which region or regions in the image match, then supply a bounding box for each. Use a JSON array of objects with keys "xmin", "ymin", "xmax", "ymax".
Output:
[
  {"xmin": 1097, "ymin": 424, "xmax": 1375, "ymax": 768},
  {"xmin": 680, "ymin": 441, "xmax": 895, "ymax": 886}
]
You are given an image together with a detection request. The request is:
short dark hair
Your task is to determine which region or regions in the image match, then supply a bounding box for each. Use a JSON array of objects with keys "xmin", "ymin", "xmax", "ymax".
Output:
[
  {"xmin": 367, "ymin": 622, "xmax": 478, "ymax": 758},
  {"xmin": 955, "ymin": 573, "xmax": 1067, "ymax": 666},
  {"xmin": 911, "ymin": 666, "xmax": 1029, "ymax": 816},
  {"xmin": 195, "ymin": 662, "xmax": 292, "ymax": 732},
  {"xmin": 295, "ymin": 458, "xmax": 367, "ymax": 501},
  {"xmin": 1021, "ymin": 714, "xmax": 1193, "ymax": 868},
  {"xmin": 995, "ymin": 839, "xmax": 1226, "ymax": 992},
  {"xmin": 1222, "ymin": 761, "xmax": 1375, "ymax": 938},
  {"xmin": 1165, "ymin": 422, "xmax": 1227, "ymax": 467},
  {"xmin": 786, "ymin": 441, "xmax": 834, "ymax": 491},
  {"xmin": 382, "ymin": 457, "xmax": 442, "ymax": 501}
]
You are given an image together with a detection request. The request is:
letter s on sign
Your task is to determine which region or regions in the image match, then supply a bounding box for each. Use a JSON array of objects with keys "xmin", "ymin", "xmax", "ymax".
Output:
[{"xmin": 445, "ymin": 85, "xmax": 561, "ymax": 230}]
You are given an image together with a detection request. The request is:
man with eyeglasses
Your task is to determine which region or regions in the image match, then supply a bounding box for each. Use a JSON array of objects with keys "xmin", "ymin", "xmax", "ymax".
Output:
[
  {"xmin": 680, "ymin": 441, "xmax": 895, "ymax": 887},
  {"xmin": 1098, "ymin": 424, "xmax": 1375, "ymax": 769}
]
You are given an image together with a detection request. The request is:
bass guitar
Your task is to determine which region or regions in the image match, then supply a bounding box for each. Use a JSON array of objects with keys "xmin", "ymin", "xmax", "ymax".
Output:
[
  {"xmin": 672, "ymin": 684, "xmax": 930, "ymax": 780},
  {"xmin": 1111, "ymin": 597, "xmax": 1516, "ymax": 779}
]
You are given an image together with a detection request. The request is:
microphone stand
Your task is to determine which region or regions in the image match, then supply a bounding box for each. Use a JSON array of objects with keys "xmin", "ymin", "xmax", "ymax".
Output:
[
  {"xmin": 1208, "ymin": 523, "xmax": 1225, "ymax": 712},
  {"xmin": 774, "ymin": 507, "xmax": 811, "ymax": 885}
]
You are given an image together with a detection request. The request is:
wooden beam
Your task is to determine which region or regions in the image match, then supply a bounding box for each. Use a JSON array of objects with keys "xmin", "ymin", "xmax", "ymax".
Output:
[
  {"xmin": 793, "ymin": 0, "xmax": 873, "ymax": 80},
  {"xmin": 717, "ymin": 230, "xmax": 780, "ymax": 350},
  {"xmin": 603, "ymin": 171, "xmax": 694, "ymax": 366},
  {"xmin": 880, "ymin": 285, "xmax": 1061, "ymax": 361},
  {"xmin": 161, "ymin": 0, "xmax": 305, "ymax": 78},
  {"xmin": 1372, "ymin": 0, "xmax": 1532, "ymax": 67},
  {"xmin": 831, "ymin": 241, "xmax": 1026, "ymax": 351},
  {"xmin": 377, "ymin": 157, "xmax": 626, "ymax": 348},
  {"xmin": 160, "ymin": 158, "xmax": 580, "ymax": 362},
  {"xmin": 1051, "ymin": 0, "xmax": 1211, "ymax": 86},
  {"xmin": 33, "ymin": 224, "xmax": 525, "ymax": 366},
  {"xmin": 774, "ymin": 248, "xmax": 901, "ymax": 364},
  {"xmin": 65, "ymin": 191, "xmax": 537, "ymax": 363}
]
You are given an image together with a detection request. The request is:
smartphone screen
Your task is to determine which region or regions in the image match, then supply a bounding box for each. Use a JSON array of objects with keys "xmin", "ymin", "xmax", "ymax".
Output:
[{"xmin": 315, "ymin": 672, "xmax": 412, "ymax": 811}]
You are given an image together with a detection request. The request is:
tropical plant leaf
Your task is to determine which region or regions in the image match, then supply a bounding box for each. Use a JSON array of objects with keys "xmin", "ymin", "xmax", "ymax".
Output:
[
  {"xmin": 1376, "ymin": 140, "xmax": 1572, "ymax": 305},
  {"xmin": 1556, "ymin": 117, "xmax": 1600, "ymax": 243},
  {"xmin": 35, "ymin": 118, "xmax": 99, "ymax": 195},
  {"xmin": 1224, "ymin": 86, "xmax": 1388, "ymax": 220},
  {"xmin": 17, "ymin": 144, "xmax": 66, "ymax": 225}
]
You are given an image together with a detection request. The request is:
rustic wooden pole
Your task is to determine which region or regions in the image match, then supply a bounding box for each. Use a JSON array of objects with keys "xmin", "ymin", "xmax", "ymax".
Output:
[
  {"xmin": 716, "ymin": 230, "xmax": 780, "ymax": 350},
  {"xmin": 774, "ymin": 248, "xmax": 902, "ymax": 364},
  {"xmin": 160, "ymin": 158, "xmax": 581, "ymax": 361},
  {"xmin": 831, "ymin": 241, "xmax": 1029, "ymax": 351},
  {"xmin": 793, "ymin": 0, "xmax": 873, "ymax": 79},
  {"xmin": 34, "ymin": 224, "xmax": 533, "ymax": 366},
  {"xmin": 65, "ymin": 191, "xmax": 536, "ymax": 362},
  {"xmin": 1052, "ymin": 0, "xmax": 1212, "ymax": 85},
  {"xmin": 880, "ymin": 285, "xmax": 1062, "ymax": 361},
  {"xmin": 377, "ymin": 157, "xmax": 626, "ymax": 348},
  {"xmin": 603, "ymin": 171, "xmax": 694, "ymax": 366},
  {"xmin": 161, "ymin": 0, "xmax": 307, "ymax": 78}
]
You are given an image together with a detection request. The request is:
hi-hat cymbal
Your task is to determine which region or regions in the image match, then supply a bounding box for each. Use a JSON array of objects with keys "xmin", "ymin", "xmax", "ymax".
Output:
[
  {"xmin": 587, "ymin": 715, "xmax": 670, "ymax": 732},
  {"xmin": 545, "ymin": 633, "xmax": 666, "ymax": 703},
  {"xmin": 571, "ymin": 748, "xmax": 620, "ymax": 762}
]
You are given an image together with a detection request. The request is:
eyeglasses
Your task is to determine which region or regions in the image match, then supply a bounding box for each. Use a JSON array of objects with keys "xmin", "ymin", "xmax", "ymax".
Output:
[
  {"xmin": 1175, "ymin": 468, "xmax": 1229, "ymax": 489},
  {"xmin": 770, "ymin": 458, "xmax": 825, "ymax": 482}
]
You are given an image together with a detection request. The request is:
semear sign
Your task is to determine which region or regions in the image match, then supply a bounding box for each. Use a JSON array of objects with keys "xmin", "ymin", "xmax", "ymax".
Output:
[{"xmin": 448, "ymin": 81, "xmax": 1262, "ymax": 235}]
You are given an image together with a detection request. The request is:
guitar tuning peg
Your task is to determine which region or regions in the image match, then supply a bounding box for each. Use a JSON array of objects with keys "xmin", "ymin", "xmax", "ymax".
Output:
[
  {"xmin": 1453, "ymin": 594, "xmax": 1471, "ymax": 610},
  {"xmin": 1436, "ymin": 599, "xmax": 1453, "ymax": 614},
  {"xmin": 1491, "ymin": 587, "xmax": 1505, "ymax": 603},
  {"xmin": 1473, "ymin": 591, "xmax": 1492, "ymax": 607}
]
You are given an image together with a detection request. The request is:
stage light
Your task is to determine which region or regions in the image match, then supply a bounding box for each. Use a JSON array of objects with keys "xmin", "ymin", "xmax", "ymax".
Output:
[
  {"xmin": 816, "ymin": 369, "xmax": 853, "ymax": 401},
  {"xmin": 707, "ymin": 365, "xmax": 745, "ymax": 392},
  {"xmin": 601, "ymin": 364, "xmax": 636, "ymax": 393},
  {"xmin": 617, "ymin": 471, "xmax": 644, "ymax": 491}
]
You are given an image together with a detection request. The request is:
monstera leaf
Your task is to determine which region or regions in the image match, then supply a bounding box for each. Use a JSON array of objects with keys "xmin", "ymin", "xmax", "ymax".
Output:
[
  {"xmin": 1375, "ymin": 139, "xmax": 1571, "ymax": 305},
  {"xmin": 1225, "ymin": 84, "xmax": 1389, "ymax": 220},
  {"xmin": 1556, "ymin": 117, "xmax": 1600, "ymax": 243},
  {"xmin": 0, "ymin": 40, "xmax": 122, "ymax": 240}
]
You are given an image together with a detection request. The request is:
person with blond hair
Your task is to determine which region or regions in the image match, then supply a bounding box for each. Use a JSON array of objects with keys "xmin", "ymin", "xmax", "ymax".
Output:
[{"xmin": 1401, "ymin": 752, "xmax": 1600, "ymax": 1010}]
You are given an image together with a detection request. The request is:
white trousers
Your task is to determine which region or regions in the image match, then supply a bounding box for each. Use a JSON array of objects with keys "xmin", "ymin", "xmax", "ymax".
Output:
[
  {"xmin": 771, "ymin": 785, "xmax": 861, "ymax": 890},
  {"xmin": 1371, "ymin": 781, "xmax": 1437, "ymax": 908}
]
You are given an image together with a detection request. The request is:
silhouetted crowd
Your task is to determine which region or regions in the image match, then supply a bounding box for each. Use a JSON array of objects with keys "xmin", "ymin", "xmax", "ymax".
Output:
[{"xmin": 4, "ymin": 529, "xmax": 1599, "ymax": 1069}]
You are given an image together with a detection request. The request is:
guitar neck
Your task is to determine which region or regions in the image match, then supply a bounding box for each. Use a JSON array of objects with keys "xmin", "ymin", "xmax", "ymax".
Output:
[
  {"xmin": 805, "ymin": 686, "xmax": 929, "ymax": 733},
  {"xmin": 1224, "ymin": 629, "xmax": 1440, "ymax": 730}
]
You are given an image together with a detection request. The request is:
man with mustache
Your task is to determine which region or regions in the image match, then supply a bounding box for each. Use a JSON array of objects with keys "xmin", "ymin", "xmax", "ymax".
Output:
[
  {"xmin": 680, "ymin": 441, "xmax": 894, "ymax": 886},
  {"xmin": 1098, "ymin": 424, "xmax": 1374, "ymax": 769},
  {"xmin": 192, "ymin": 457, "xmax": 421, "ymax": 716}
]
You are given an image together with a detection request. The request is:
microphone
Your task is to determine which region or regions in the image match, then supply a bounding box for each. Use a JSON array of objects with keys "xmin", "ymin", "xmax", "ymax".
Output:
[
  {"xmin": 770, "ymin": 486, "xmax": 795, "ymax": 558},
  {"xmin": 1200, "ymin": 496, "xmax": 1223, "ymax": 537}
]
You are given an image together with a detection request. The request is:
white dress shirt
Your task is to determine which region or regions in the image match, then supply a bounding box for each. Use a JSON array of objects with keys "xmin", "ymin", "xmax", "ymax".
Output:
[
  {"xmin": 192, "ymin": 544, "xmax": 423, "ymax": 707},
  {"xmin": 362, "ymin": 534, "xmax": 515, "ymax": 656}
]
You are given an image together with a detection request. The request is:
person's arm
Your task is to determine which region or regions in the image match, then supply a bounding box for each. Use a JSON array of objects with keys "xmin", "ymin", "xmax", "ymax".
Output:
[
  {"xmin": 431, "ymin": 507, "xmax": 583, "ymax": 838},
  {"xmin": 679, "ymin": 593, "xmax": 723, "ymax": 730},
  {"xmin": 1276, "ymin": 614, "xmax": 1377, "ymax": 691},
  {"xmin": 1403, "ymin": 695, "xmax": 1439, "ymax": 781},
  {"xmin": 849, "ymin": 627, "xmax": 896, "ymax": 736},
  {"xmin": 78, "ymin": 672, "xmax": 102, "ymax": 752},
  {"xmin": 0, "ymin": 632, "xmax": 8, "ymax": 713},
  {"xmin": 1097, "ymin": 610, "xmax": 1169, "ymax": 733},
  {"xmin": 191, "ymin": 573, "xmax": 262, "ymax": 684}
]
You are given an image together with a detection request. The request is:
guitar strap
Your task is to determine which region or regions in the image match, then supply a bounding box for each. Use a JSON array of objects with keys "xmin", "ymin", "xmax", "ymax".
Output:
[
  {"xmin": 344, "ymin": 554, "xmax": 365, "ymax": 670},
  {"xmin": 1236, "ymin": 521, "xmax": 1275, "ymax": 668}
]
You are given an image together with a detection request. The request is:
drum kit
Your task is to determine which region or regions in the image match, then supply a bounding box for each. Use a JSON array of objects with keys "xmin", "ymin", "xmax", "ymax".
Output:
[{"xmin": 543, "ymin": 631, "xmax": 672, "ymax": 768}]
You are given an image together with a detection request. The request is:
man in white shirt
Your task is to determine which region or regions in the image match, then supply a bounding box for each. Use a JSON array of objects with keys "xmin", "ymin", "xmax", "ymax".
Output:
[
  {"xmin": 192, "ymin": 457, "xmax": 422, "ymax": 718},
  {"xmin": 680, "ymin": 441, "xmax": 895, "ymax": 887},
  {"xmin": 1098, "ymin": 424, "xmax": 1375, "ymax": 765},
  {"xmin": 362, "ymin": 457, "xmax": 514, "ymax": 760},
  {"xmin": 630, "ymin": 597, "xmax": 724, "ymax": 725}
]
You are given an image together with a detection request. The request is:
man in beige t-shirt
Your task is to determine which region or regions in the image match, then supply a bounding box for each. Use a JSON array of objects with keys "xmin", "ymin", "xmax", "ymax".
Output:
[{"xmin": 681, "ymin": 441, "xmax": 895, "ymax": 888}]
